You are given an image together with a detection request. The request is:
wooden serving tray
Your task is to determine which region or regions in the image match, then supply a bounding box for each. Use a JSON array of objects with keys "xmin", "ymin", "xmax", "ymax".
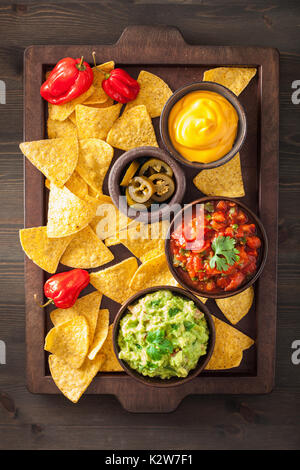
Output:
[{"xmin": 23, "ymin": 26, "xmax": 279, "ymax": 412}]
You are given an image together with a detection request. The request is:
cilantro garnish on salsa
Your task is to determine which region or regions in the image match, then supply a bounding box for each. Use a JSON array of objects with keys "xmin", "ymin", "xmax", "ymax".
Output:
[{"xmin": 170, "ymin": 200, "xmax": 261, "ymax": 294}]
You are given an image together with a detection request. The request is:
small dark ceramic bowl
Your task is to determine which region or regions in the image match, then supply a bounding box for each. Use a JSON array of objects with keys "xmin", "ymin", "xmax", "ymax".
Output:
[
  {"xmin": 108, "ymin": 146, "xmax": 186, "ymax": 224},
  {"xmin": 112, "ymin": 285, "xmax": 215, "ymax": 388},
  {"xmin": 165, "ymin": 197, "xmax": 268, "ymax": 299},
  {"xmin": 160, "ymin": 81, "xmax": 247, "ymax": 170}
]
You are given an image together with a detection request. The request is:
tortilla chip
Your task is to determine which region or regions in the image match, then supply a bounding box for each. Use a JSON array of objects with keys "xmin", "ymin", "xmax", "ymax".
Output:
[
  {"xmin": 88, "ymin": 309, "xmax": 110, "ymax": 360},
  {"xmin": 76, "ymin": 103, "xmax": 122, "ymax": 140},
  {"xmin": 48, "ymin": 85, "xmax": 95, "ymax": 121},
  {"xmin": 99, "ymin": 325, "xmax": 123, "ymax": 372},
  {"xmin": 129, "ymin": 252, "xmax": 177, "ymax": 291},
  {"xmin": 90, "ymin": 197, "xmax": 132, "ymax": 240},
  {"xmin": 65, "ymin": 171, "xmax": 88, "ymax": 200},
  {"xmin": 193, "ymin": 153, "xmax": 245, "ymax": 197},
  {"xmin": 49, "ymin": 353, "xmax": 105, "ymax": 403},
  {"xmin": 69, "ymin": 112, "xmax": 77, "ymax": 125},
  {"xmin": 106, "ymin": 105, "xmax": 158, "ymax": 151},
  {"xmin": 45, "ymin": 316, "xmax": 90, "ymax": 369},
  {"xmin": 87, "ymin": 98, "xmax": 114, "ymax": 108},
  {"xmin": 205, "ymin": 315, "xmax": 254, "ymax": 369},
  {"xmin": 47, "ymin": 117, "xmax": 77, "ymax": 139},
  {"xmin": 124, "ymin": 70, "xmax": 172, "ymax": 118},
  {"xmin": 76, "ymin": 138, "xmax": 114, "ymax": 194},
  {"xmin": 105, "ymin": 221, "xmax": 169, "ymax": 262},
  {"xmin": 60, "ymin": 225, "xmax": 114, "ymax": 269},
  {"xmin": 83, "ymin": 61, "xmax": 115, "ymax": 105},
  {"xmin": 50, "ymin": 291, "xmax": 102, "ymax": 345},
  {"xmin": 90, "ymin": 257, "xmax": 139, "ymax": 304},
  {"xmin": 47, "ymin": 183, "xmax": 98, "ymax": 238},
  {"xmin": 19, "ymin": 137, "xmax": 78, "ymax": 188},
  {"xmin": 19, "ymin": 226, "xmax": 74, "ymax": 273},
  {"xmin": 216, "ymin": 287, "xmax": 254, "ymax": 325},
  {"xmin": 203, "ymin": 67, "xmax": 257, "ymax": 96}
]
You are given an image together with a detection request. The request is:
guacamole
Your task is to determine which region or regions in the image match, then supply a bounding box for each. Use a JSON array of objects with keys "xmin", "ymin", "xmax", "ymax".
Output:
[{"xmin": 118, "ymin": 289, "xmax": 209, "ymax": 379}]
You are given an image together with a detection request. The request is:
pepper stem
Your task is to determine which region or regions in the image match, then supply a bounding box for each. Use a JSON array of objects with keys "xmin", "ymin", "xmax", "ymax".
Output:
[
  {"xmin": 34, "ymin": 294, "xmax": 53, "ymax": 309},
  {"xmin": 76, "ymin": 56, "xmax": 86, "ymax": 72},
  {"xmin": 92, "ymin": 51, "xmax": 97, "ymax": 67},
  {"xmin": 92, "ymin": 51, "xmax": 110, "ymax": 78}
]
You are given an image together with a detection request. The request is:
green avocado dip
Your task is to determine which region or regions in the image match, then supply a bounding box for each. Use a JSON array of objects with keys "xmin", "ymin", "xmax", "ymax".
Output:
[{"xmin": 118, "ymin": 289, "xmax": 209, "ymax": 379}]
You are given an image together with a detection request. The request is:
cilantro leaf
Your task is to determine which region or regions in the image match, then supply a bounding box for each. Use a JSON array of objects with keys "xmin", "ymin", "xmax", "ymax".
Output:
[
  {"xmin": 184, "ymin": 320, "xmax": 195, "ymax": 331},
  {"xmin": 146, "ymin": 328, "xmax": 174, "ymax": 360},
  {"xmin": 209, "ymin": 236, "xmax": 240, "ymax": 272}
]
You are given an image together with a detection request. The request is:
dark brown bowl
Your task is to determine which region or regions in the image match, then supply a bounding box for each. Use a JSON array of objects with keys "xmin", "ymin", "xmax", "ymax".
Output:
[
  {"xmin": 112, "ymin": 285, "xmax": 215, "ymax": 388},
  {"xmin": 160, "ymin": 81, "xmax": 247, "ymax": 170},
  {"xmin": 108, "ymin": 146, "xmax": 186, "ymax": 224},
  {"xmin": 165, "ymin": 197, "xmax": 268, "ymax": 299}
]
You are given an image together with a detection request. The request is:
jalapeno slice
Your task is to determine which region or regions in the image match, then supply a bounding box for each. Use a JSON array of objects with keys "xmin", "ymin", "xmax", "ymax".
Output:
[
  {"xmin": 127, "ymin": 176, "xmax": 155, "ymax": 204},
  {"xmin": 126, "ymin": 187, "xmax": 151, "ymax": 210},
  {"xmin": 139, "ymin": 158, "xmax": 173, "ymax": 178},
  {"xmin": 120, "ymin": 160, "xmax": 139, "ymax": 187},
  {"xmin": 149, "ymin": 173, "xmax": 175, "ymax": 202}
]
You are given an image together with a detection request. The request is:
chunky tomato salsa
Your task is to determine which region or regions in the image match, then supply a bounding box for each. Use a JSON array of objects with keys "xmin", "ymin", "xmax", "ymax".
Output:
[{"xmin": 170, "ymin": 200, "xmax": 261, "ymax": 294}]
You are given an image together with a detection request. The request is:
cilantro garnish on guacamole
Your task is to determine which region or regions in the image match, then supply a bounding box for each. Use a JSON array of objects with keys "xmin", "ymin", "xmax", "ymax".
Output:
[{"xmin": 118, "ymin": 290, "xmax": 209, "ymax": 379}]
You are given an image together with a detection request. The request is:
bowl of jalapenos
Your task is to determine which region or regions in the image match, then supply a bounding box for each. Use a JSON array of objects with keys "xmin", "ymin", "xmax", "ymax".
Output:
[{"xmin": 108, "ymin": 146, "xmax": 186, "ymax": 223}]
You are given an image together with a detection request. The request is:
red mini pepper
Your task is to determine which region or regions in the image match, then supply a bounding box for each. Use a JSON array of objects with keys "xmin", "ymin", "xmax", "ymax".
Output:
[
  {"xmin": 43, "ymin": 269, "xmax": 90, "ymax": 309},
  {"xmin": 40, "ymin": 57, "xmax": 93, "ymax": 105},
  {"xmin": 101, "ymin": 68, "xmax": 140, "ymax": 104}
]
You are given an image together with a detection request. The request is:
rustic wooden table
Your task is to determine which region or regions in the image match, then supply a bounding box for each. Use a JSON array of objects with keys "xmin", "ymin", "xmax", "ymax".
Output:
[{"xmin": 0, "ymin": 0, "xmax": 299, "ymax": 450}]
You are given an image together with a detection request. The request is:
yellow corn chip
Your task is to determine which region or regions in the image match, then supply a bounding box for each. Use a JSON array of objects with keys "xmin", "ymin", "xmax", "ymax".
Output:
[
  {"xmin": 19, "ymin": 137, "xmax": 78, "ymax": 188},
  {"xmin": 129, "ymin": 252, "xmax": 177, "ymax": 291},
  {"xmin": 48, "ymin": 85, "xmax": 95, "ymax": 121},
  {"xmin": 60, "ymin": 225, "xmax": 114, "ymax": 269},
  {"xmin": 203, "ymin": 67, "xmax": 257, "ymax": 96},
  {"xmin": 65, "ymin": 171, "xmax": 88, "ymax": 200},
  {"xmin": 47, "ymin": 117, "xmax": 77, "ymax": 139},
  {"xmin": 193, "ymin": 153, "xmax": 245, "ymax": 197},
  {"xmin": 216, "ymin": 287, "xmax": 254, "ymax": 325},
  {"xmin": 124, "ymin": 70, "xmax": 172, "ymax": 118},
  {"xmin": 49, "ymin": 353, "xmax": 105, "ymax": 403},
  {"xmin": 205, "ymin": 315, "xmax": 254, "ymax": 369},
  {"xmin": 45, "ymin": 316, "xmax": 90, "ymax": 369},
  {"xmin": 19, "ymin": 226, "xmax": 74, "ymax": 273},
  {"xmin": 87, "ymin": 98, "xmax": 114, "ymax": 108},
  {"xmin": 69, "ymin": 112, "xmax": 77, "ymax": 125},
  {"xmin": 76, "ymin": 138, "xmax": 114, "ymax": 194},
  {"xmin": 76, "ymin": 103, "xmax": 122, "ymax": 140},
  {"xmin": 50, "ymin": 291, "xmax": 102, "ymax": 345},
  {"xmin": 90, "ymin": 197, "xmax": 132, "ymax": 240},
  {"xmin": 106, "ymin": 105, "xmax": 158, "ymax": 151},
  {"xmin": 99, "ymin": 324, "xmax": 123, "ymax": 372},
  {"xmin": 105, "ymin": 221, "xmax": 169, "ymax": 262},
  {"xmin": 47, "ymin": 183, "xmax": 98, "ymax": 238},
  {"xmin": 88, "ymin": 309, "xmax": 110, "ymax": 360},
  {"xmin": 90, "ymin": 257, "xmax": 139, "ymax": 304},
  {"xmin": 83, "ymin": 61, "xmax": 115, "ymax": 105}
]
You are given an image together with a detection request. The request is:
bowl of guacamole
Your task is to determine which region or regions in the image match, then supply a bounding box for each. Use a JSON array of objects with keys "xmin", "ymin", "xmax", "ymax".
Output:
[{"xmin": 113, "ymin": 286, "xmax": 215, "ymax": 387}]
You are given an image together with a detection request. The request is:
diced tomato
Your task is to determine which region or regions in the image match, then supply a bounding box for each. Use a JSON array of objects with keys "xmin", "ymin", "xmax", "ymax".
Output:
[
  {"xmin": 236, "ymin": 210, "xmax": 248, "ymax": 224},
  {"xmin": 205, "ymin": 280, "xmax": 216, "ymax": 291},
  {"xmin": 216, "ymin": 200, "xmax": 228, "ymax": 211},
  {"xmin": 225, "ymin": 272, "xmax": 245, "ymax": 291},
  {"xmin": 246, "ymin": 236, "xmax": 261, "ymax": 249},
  {"xmin": 212, "ymin": 211, "xmax": 226, "ymax": 223},
  {"xmin": 224, "ymin": 226, "xmax": 234, "ymax": 237}
]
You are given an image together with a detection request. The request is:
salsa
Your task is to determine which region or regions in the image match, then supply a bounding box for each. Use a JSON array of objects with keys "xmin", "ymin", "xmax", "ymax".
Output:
[
  {"xmin": 170, "ymin": 200, "xmax": 261, "ymax": 294},
  {"xmin": 118, "ymin": 290, "xmax": 209, "ymax": 379}
]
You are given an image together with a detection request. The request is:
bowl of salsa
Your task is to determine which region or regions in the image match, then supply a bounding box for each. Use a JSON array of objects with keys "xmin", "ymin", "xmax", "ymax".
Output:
[{"xmin": 166, "ymin": 197, "xmax": 268, "ymax": 299}]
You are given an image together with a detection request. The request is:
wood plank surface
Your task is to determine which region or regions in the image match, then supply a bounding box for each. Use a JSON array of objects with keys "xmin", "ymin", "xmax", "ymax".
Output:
[{"xmin": 0, "ymin": 0, "xmax": 299, "ymax": 450}]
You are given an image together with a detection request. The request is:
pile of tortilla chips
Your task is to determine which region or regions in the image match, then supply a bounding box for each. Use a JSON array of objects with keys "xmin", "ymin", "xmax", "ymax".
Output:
[
  {"xmin": 46, "ymin": 291, "xmax": 123, "ymax": 402},
  {"xmin": 193, "ymin": 67, "xmax": 256, "ymax": 197},
  {"xmin": 19, "ymin": 62, "xmax": 258, "ymax": 402}
]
